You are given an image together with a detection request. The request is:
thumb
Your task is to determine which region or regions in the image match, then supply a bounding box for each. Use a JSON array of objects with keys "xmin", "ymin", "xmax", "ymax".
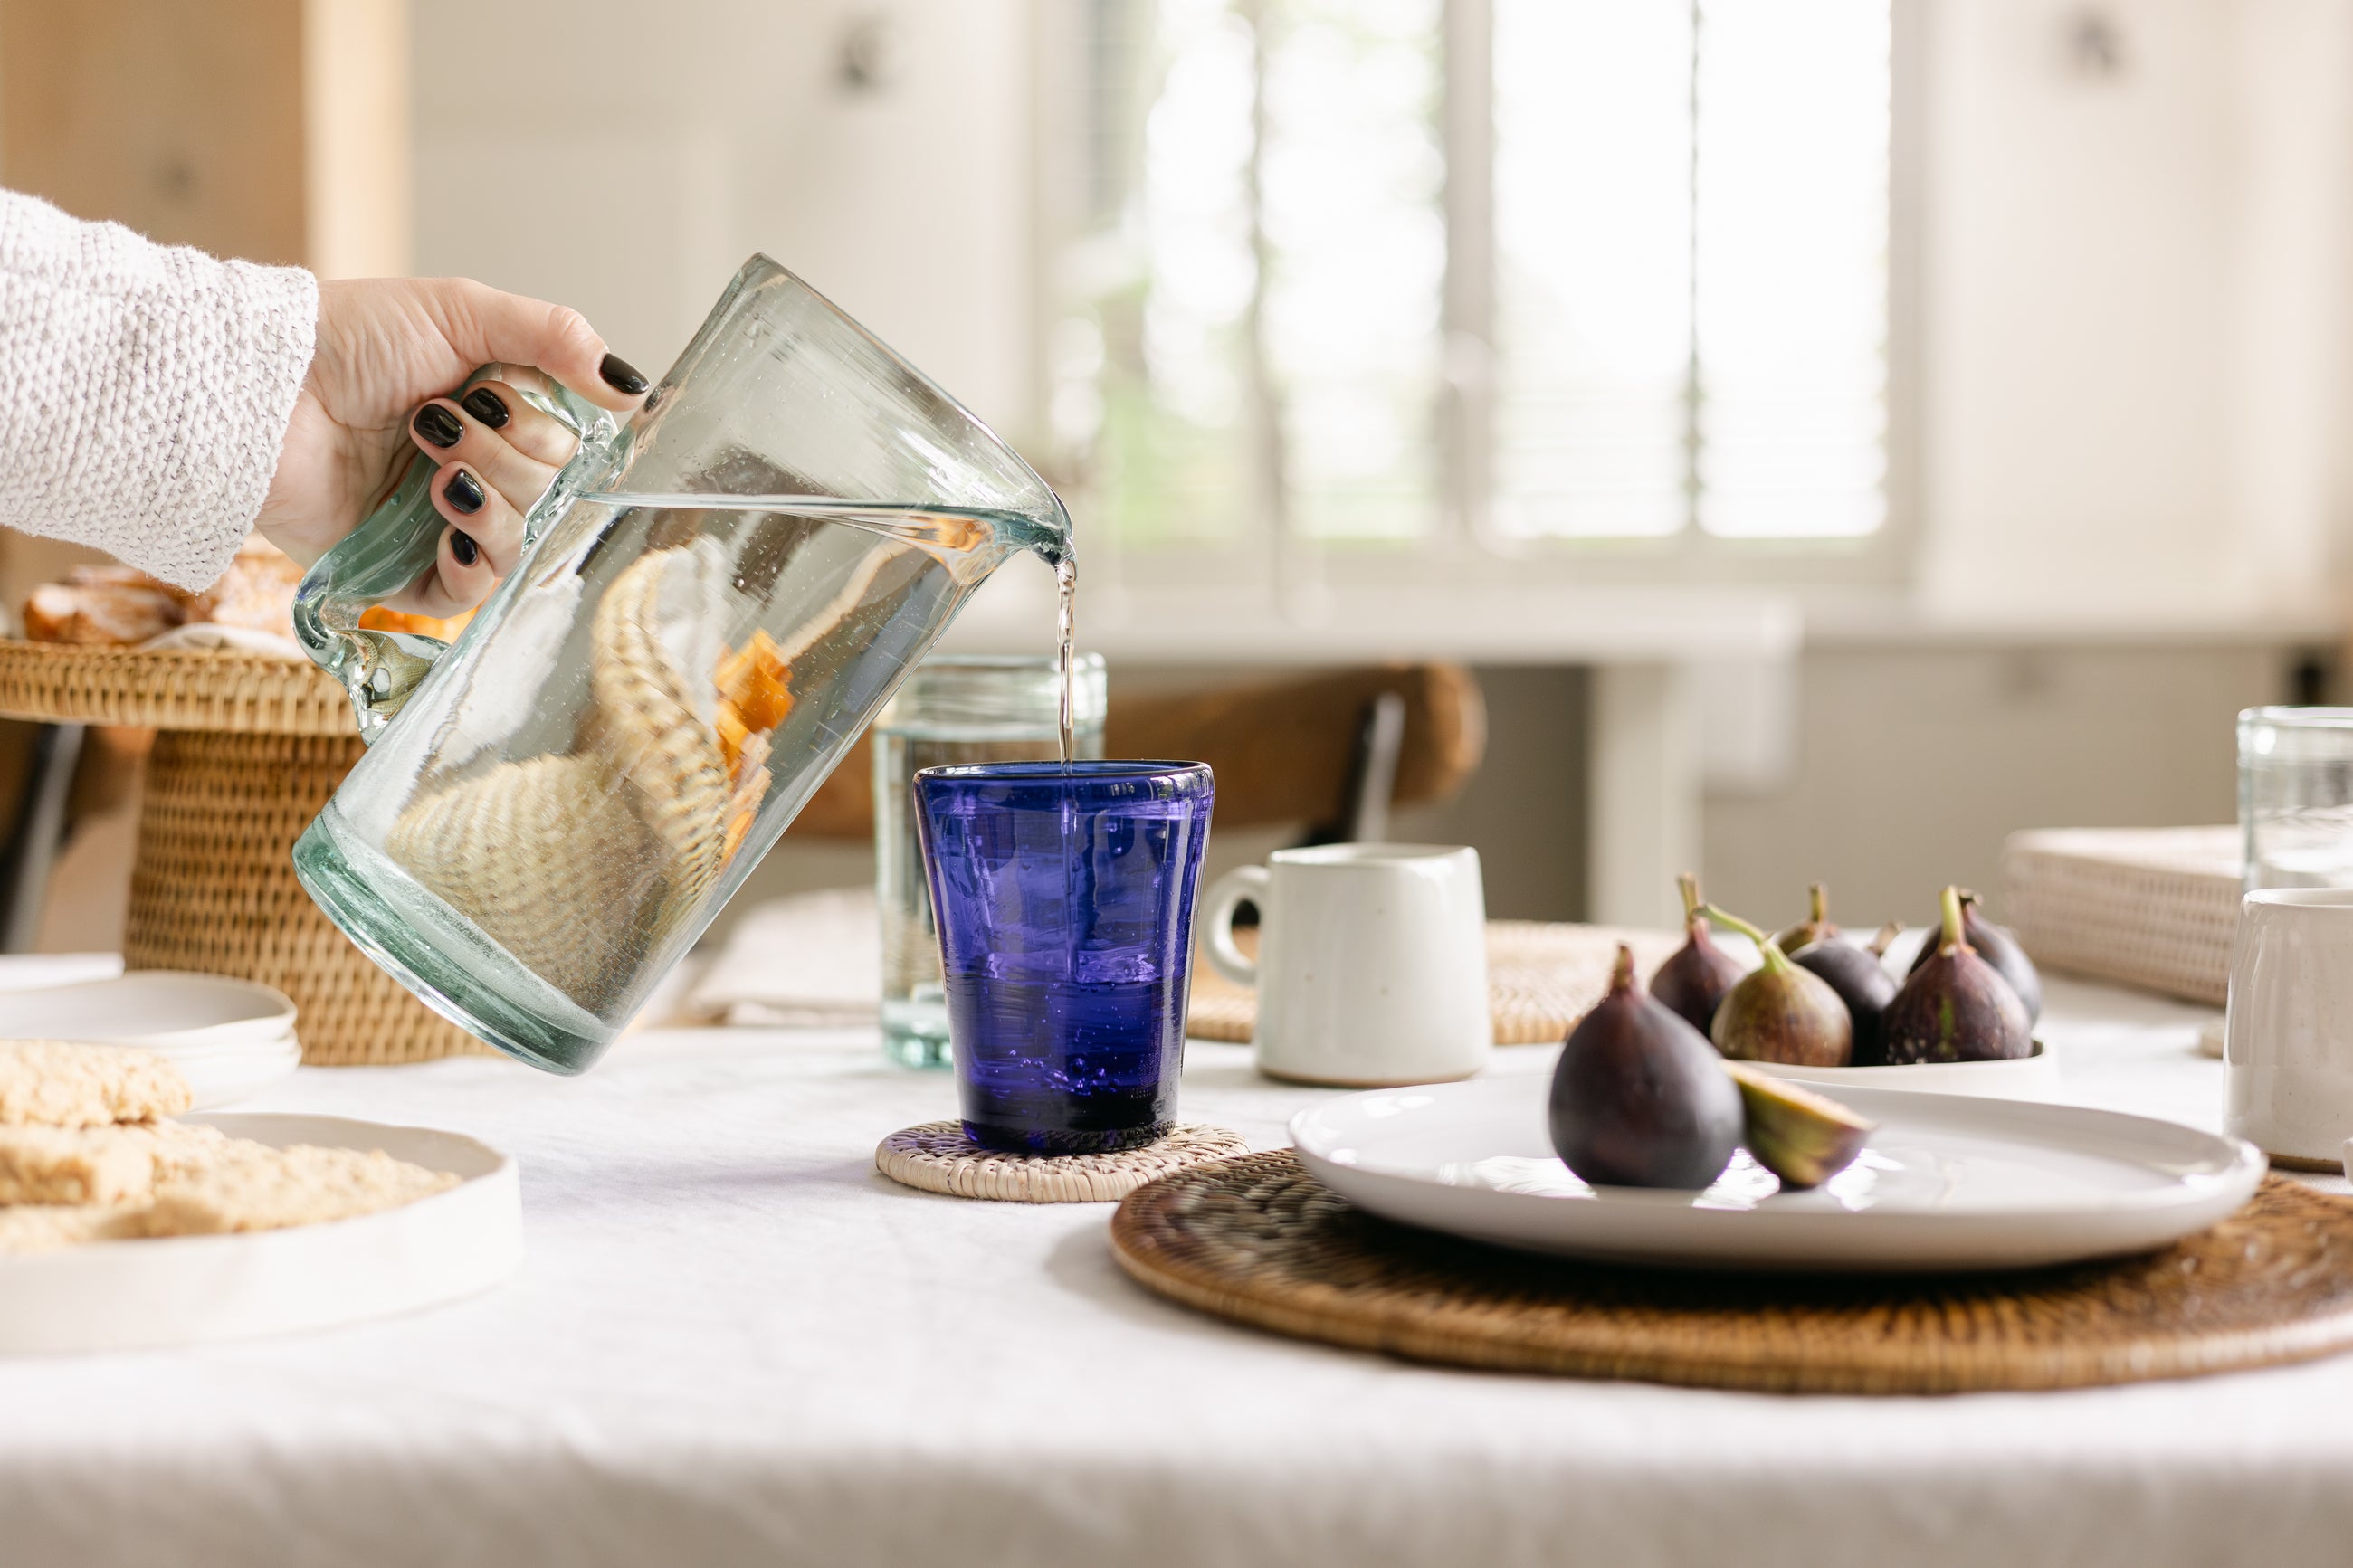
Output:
[{"xmin": 424, "ymin": 278, "xmax": 648, "ymax": 413}]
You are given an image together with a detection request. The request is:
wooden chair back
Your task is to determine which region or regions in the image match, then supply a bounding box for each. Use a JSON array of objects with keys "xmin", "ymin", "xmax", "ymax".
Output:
[{"xmin": 786, "ymin": 661, "xmax": 1486, "ymax": 840}]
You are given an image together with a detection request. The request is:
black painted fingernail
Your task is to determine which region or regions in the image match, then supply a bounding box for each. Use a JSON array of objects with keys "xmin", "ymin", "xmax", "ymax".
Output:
[
  {"xmin": 450, "ymin": 529, "xmax": 480, "ymax": 566},
  {"xmin": 599, "ymin": 353, "xmax": 650, "ymax": 395},
  {"xmin": 444, "ymin": 469, "xmax": 485, "ymax": 516},
  {"xmin": 414, "ymin": 403, "xmax": 463, "ymax": 448},
  {"xmin": 461, "ymin": 386, "xmax": 510, "ymax": 429}
]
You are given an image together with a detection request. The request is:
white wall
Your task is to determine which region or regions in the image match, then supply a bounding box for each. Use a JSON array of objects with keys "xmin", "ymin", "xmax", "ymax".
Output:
[
  {"xmin": 1916, "ymin": 0, "xmax": 2353, "ymax": 623},
  {"xmin": 408, "ymin": 0, "xmax": 1039, "ymax": 442}
]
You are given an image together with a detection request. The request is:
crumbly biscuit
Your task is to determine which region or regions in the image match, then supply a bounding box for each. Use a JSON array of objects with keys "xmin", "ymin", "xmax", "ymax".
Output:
[
  {"xmin": 0, "ymin": 1125, "xmax": 157, "ymax": 1204},
  {"xmin": 0, "ymin": 1202, "xmax": 139, "ymax": 1255},
  {"xmin": 127, "ymin": 1119, "xmax": 231, "ymax": 1179},
  {"xmin": 137, "ymin": 1142, "xmax": 458, "ymax": 1237},
  {"xmin": 0, "ymin": 1041, "xmax": 191, "ymax": 1128},
  {"xmin": 0, "ymin": 1120, "xmax": 227, "ymax": 1205}
]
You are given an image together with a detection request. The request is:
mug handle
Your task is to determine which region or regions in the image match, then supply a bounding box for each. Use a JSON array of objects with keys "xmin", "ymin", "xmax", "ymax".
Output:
[
  {"xmin": 291, "ymin": 366, "xmax": 620, "ymax": 743},
  {"xmin": 1203, "ymin": 865, "xmax": 1271, "ymax": 987}
]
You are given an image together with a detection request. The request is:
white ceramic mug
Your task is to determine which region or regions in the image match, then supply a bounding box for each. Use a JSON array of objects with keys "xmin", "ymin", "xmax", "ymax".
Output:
[
  {"xmin": 2224, "ymin": 888, "xmax": 2353, "ymax": 1166},
  {"xmin": 1202, "ymin": 843, "xmax": 1491, "ymax": 1087}
]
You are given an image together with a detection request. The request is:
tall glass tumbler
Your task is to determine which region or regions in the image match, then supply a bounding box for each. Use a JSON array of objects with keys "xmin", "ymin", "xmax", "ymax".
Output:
[
  {"xmin": 874, "ymin": 655, "xmax": 1107, "ymax": 1069},
  {"xmin": 2241, "ymin": 708, "xmax": 2353, "ymax": 891},
  {"xmin": 916, "ymin": 761, "xmax": 1215, "ymax": 1153}
]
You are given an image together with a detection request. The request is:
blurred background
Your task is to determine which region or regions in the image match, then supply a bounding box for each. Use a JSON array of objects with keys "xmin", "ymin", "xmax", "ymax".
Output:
[{"xmin": 0, "ymin": 0, "xmax": 2339, "ymax": 946}]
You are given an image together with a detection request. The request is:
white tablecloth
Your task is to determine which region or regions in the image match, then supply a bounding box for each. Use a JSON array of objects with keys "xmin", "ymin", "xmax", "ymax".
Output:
[{"xmin": 5, "ymin": 972, "xmax": 2350, "ymax": 1568}]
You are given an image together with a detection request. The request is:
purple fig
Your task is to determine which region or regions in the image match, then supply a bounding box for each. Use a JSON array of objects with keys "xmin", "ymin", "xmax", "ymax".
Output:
[
  {"xmin": 1793, "ymin": 938, "xmax": 1897, "ymax": 1066},
  {"xmin": 1703, "ymin": 907, "xmax": 1854, "ymax": 1069},
  {"xmin": 1648, "ymin": 872, "xmax": 1751, "ymax": 1036},
  {"xmin": 1775, "ymin": 883, "xmax": 1841, "ymax": 955},
  {"xmin": 1883, "ymin": 886, "xmax": 2033, "ymax": 1064},
  {"xmin": 1550, "ymin": 945, "xmax": 1743, "ymax": 1189},
  {"xmin": 1905, "ymin": 889, "xmax": 2041, "ymax": 1022}
]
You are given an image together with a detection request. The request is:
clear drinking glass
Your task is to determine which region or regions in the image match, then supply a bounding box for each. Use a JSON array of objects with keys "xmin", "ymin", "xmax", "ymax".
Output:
[
  {"xmin": 2241, "ymin": 708, "xmax": 2353, "ymax": 891},
  {"xmin": 874, "ymin": 654, "xmax": 1107, "ymax": 1069},
  {"xmin": 290, "ymin": 256, "xmax": 1072, "ymax": 1075},
  {"xmin": 916, "ymin": 761, "xmax": 1215, "ymax": 1152}
]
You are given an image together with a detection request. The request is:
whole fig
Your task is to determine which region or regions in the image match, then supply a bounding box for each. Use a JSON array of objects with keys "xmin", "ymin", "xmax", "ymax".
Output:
[
  {"xmin": 1550, "ymin": 944, "xmax": 1743, "ymax": 1189},
  {"xmin": 1793, "ymin": 940, "xmax": 1898, "ymax": 1066},
  {"xmin": 1883, "ymin": 886, "xmax": 2033, "ymax": 1064},
  {"xmin": 1648, "ymin": 872, "xmax": 1751, "ymax": 1036},
  {"xmin": 1906, "ymin": 889, "xmax": 2041, "ymax": 1022},
  {"xmin": 1704, "ymin": 908, "xmax": 1854, "ymax": 1069}
]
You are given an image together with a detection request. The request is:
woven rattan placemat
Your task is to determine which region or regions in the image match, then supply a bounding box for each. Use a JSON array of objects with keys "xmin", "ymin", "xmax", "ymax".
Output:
[
  {"xmin": 1110, "ymin": 1153, "xmax": 2353, "ymax": 1393},
  {"xmin": 1186, "ymin": 920, "xmax": 1682, "ymax": 1047},
  {"xmin": 878, "ymin": 1121, "xmax": 1251, "ymax": 1203}
]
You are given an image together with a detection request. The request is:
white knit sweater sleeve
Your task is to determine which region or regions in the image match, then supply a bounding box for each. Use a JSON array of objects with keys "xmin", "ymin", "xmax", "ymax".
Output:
[{"xmin": 0, "ymin": 189, "xmax": 318, "ymax": 591}]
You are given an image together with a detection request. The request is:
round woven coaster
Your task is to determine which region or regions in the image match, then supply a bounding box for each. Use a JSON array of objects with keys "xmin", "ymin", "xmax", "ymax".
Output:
[
  {"xmin": 1185, "ymin": 921, "xmax": 1683, "ymax": 1047},
  {"xmin": 1110, "ymin": 1152, "xmax": 2353, "ymax": 1393},
  {"xmin": 878, "ymin": 1121, "xmax": 1251, "ymax": 1203}
]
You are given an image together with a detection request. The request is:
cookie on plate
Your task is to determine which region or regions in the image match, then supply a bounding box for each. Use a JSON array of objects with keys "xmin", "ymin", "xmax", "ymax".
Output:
[
  {"xmin": 0, "ymin": 1041, "xmax": 191, "ymax": 1128},
  {"xmin": 137, "ymin": 1142, "xmax": 459, "ymax": 1237}
]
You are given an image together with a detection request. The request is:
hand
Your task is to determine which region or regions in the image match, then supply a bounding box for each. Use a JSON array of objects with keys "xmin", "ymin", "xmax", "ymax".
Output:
[{"xmin": 256, "ymin": 277, "xmax": 650, "ymax": 615}]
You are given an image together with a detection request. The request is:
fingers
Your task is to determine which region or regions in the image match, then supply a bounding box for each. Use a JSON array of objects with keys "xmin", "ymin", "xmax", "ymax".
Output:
[
  {"xmin": 406, "ymin": 382, "xmax": 574, "ymax": 518},
  {"xmin": 423, "ymin": 278, "xmax": 652, "ymax": 413},
  {"xmin": 405, "ymin": 461, "xmax": 529, "ymax": 609}
]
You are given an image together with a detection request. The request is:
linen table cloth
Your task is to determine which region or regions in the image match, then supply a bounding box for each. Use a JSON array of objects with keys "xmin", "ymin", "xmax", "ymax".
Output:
[{"xmin": 4, "ymin": 969, "xmax": 2350, "ymax": 1568}]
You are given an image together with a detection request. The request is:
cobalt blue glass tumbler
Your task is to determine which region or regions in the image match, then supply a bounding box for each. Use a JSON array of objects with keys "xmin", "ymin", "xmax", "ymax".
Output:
[{"xmin": 915, "ymin": 760, "xmax": 1215, "ymax": 1154}]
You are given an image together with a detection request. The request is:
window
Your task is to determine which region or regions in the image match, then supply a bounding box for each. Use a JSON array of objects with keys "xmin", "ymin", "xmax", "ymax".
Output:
[{"xmin": 1053, "ymin": 0, "xmax": 1897, "ymax": 573}]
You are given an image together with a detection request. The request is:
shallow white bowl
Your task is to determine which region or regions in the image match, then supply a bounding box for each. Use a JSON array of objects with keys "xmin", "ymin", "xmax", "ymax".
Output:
[
  {"xmin": 0, "ymin": 971, "xmax": 297, "ymax": 1051},
  {"xmin": 0, "ymin": 1112, "xmax": 519, "ymax": 1354},
  {"xmin": 173, "ymin": 1038, "xmax": 306, "ymax": 1110},
  {"xmin": 1291, "ymin": 1075, "xmax": 2263, "ymax": 1273},
  {"xmin": 1762, "ymin": 1040, "xmax": 2061, "ymax": 1099}
]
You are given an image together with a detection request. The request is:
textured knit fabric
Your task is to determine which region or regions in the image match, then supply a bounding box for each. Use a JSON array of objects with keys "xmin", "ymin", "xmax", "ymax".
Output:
[{"xmin": 0, "ymin": 189, "xmax": 317, "ymax": 591}]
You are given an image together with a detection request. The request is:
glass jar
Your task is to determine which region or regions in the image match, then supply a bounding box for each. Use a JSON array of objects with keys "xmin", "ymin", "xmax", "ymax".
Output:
[
  {"xmin": 874, "ymin": 654, "xmax": 1107, "ymax": 1066},
  {"xmin": 2241, "ymin": 708, "xmax": 2353, "ymax": 891}
]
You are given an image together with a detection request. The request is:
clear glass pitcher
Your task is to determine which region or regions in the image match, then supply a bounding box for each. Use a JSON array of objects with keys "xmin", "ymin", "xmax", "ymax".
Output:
[{"xmin": 290, "ymin": 256, "xmax": 1072, "ymax": 1074}]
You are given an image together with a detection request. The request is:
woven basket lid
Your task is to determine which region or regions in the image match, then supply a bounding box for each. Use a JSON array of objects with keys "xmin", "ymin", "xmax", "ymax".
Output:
[{"xmin": 0, "ymin": 640, "xmax": 354, "ymax": 736}]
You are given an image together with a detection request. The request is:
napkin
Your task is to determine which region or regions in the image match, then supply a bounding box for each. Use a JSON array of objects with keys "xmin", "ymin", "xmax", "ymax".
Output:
[{"xmin": 686, "ymin": 887, "xmax": 881, "ymax": 1027}]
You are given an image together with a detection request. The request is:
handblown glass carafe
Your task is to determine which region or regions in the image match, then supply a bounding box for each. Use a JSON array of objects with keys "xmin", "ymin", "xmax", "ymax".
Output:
[{"xmin": 290, "ymin": 256, "xmax": 1072, "ymax": 1073}]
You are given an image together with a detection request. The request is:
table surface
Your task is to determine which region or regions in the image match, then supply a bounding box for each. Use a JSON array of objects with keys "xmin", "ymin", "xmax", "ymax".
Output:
[{"xmin": 5, "ymin": 967, "xmax": 2349, "ymax": 1568}]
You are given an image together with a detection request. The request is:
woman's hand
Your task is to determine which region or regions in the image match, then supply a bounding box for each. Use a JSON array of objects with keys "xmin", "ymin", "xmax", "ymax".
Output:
[{"xmin": 255, "ymin": 278, "xmax": 650, "ymax": 615}]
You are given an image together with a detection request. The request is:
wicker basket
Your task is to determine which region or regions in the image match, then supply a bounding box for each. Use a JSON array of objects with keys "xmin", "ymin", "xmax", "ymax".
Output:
[
  {"xmin": 2000, "ymin": 826, "xmax": 2241, "ymax": 1006},
  {"xmin": 0, "ymin": 640, "xmax": 483, "ymax": 1064}
]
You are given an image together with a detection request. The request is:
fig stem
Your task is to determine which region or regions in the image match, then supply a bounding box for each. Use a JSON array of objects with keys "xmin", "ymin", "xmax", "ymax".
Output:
[
  {"xmin": 1677, "ymin": 872, "xmax": 1703, "ymax": 926},
  {"xmin": 1870, "ymin": 920, "xmax": 1903, "ymax": 958},
  {"xmin": 1700, "ymin": 905, "xmax": 1789, "ymax": 973},
  {"xmin": 1808, "ymin": 883, "xmax": 1828, "ymax": 926},
  {"xmin": 1608, "ymin": 942, "xmax": 1636, "ymax": 993},
  {"xmin": 1938, "ymin": 884, "xmax": 1968, "ymax": 954}
]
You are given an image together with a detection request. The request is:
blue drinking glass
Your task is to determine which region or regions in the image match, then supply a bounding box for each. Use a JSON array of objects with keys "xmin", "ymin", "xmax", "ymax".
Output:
[{"xmin": 915, "ymin": 760, "xmax": 1215, "ymax": 1153}]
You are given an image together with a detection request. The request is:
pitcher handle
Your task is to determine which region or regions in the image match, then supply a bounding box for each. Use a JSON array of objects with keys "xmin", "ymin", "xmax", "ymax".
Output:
[{"xmin": 293, "ymin": 366, "xmax": 619, "ymax": 742}]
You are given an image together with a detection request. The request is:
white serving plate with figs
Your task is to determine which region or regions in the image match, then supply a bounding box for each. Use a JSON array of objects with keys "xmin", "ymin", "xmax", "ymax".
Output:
[
  {"xmin": 0, "ymin": 1113, "xmax": 519, "ymax": 1354},
  {"xmin": 1291, "ymin": 1076, "xmax": 2263, "ymax": 1272},
  {"xmin": 1763, "ymin": 1040, "xmax": 2062, "ymax": 1099}
]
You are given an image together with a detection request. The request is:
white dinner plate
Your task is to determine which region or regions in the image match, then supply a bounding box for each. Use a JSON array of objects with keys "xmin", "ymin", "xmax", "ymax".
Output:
[
  {"xmin": 0, "ymin": 1113, "xmax": 520, "ymax": 1354},
  {"xmin": 0, "ymin": 972, "xmax": 304, "ymax": 1108},
  {"xmin": 1291, "ymin": 1076, "xmax": 2264, "ymax": 1272},
  {"xmin": 0, "ymin": 971, "xmax": 297, "ymax": 1050}
]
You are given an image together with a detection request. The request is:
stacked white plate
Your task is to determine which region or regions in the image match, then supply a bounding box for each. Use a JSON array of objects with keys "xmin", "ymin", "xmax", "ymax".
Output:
[{"xmin": 1, "ymin": 972, "xmax": 301, "ymax": 1108}]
